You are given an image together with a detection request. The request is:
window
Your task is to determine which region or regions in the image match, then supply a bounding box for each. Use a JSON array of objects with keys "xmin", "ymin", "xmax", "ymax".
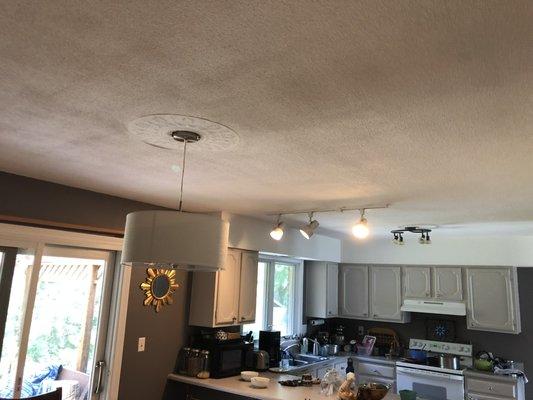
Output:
[{"xmin": 243, "ymin": 256, "xmax": 304, "ymax": 339}]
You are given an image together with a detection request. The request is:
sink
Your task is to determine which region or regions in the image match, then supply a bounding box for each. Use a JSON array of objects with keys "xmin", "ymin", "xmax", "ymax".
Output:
[
  {"xmin": 293, "ymin": 354, "xmax": 329, "ymax": 363},
  {"xmin": 269, "ymin": 354, "xmax": 329, "ymax": 373}
]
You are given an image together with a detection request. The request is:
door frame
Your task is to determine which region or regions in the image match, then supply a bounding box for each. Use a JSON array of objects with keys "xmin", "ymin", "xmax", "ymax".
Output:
[
  {"xmin": 0, "ymin": 223, "xmax": 126, "ymax": 400},
  {"xmin": 0, "ymin": 247, "xmax": 18, "ymax": 359}
]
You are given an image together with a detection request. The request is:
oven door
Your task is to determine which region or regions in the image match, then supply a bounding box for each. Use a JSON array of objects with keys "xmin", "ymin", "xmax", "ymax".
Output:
[{"xmin": 396, "ymin": 366, "xmax": 464, "ymax": 400}]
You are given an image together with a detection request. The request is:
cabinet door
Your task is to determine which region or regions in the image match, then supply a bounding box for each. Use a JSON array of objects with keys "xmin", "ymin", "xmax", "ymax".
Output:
[
  {"xmin": 370, "ymin": 266, "xmax": 403, "ymax": 321},
  {"xmin": 238, "ymin": 251, "xmax": 258, "ymax": 323},
  {"xmin": 215, "ymin": 249, "xmax": 241, "ymax": 325},
  {"xmin": 403, "ymin": 267, "xmax": 432, "ymax": 299},
  {"xmin": 466, "ymin": 267, "xmax": 520, "ymax": 334},
  {"xmin": 433, "ymin": 267, "xmax": 463, "ymax": 300},
  {"xmin": 326, "ymin": 263, "xmax": 339, "ymax": 317},
  {"xmin": 339, "ymin": 265, "xmax": 369, "ymax": 318}
]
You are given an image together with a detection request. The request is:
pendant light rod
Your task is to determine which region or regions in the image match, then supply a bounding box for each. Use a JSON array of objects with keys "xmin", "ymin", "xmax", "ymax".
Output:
[
  {"xmin": 171, "ymin": 130, "xmax": 202, "ymax": 212},
  {"xmin": 266, "ymin": 204, "xmax": 389, "ymax": 217},
  {"xmin": 178, "ymin": 139, "xmax": 187, "ymax": 212}
]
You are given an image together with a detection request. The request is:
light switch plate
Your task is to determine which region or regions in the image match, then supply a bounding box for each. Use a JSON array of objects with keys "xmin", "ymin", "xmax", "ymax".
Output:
[
  {"xmin": 358, "ymin": 326, "xmax": 364, "ymax": 336},
  {"xmin": 138, "ymin": 337, "xmax": 146, "ymax": 352}
]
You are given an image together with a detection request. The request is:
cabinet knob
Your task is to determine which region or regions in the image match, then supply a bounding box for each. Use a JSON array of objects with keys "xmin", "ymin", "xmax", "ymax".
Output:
[{"xmin": 241, "ymin": 316, "xmax": 245, "ymax": 321}]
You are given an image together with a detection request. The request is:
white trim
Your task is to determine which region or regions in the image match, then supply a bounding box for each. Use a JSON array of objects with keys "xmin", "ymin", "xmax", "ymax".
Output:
[
  {"xmin": 103, "ymin": 261, "xmax": 131, "ymax": 400},
  {"xmin": 14, "ymin": 243, "xmax": 44, "ymax": 398},
  {"xmin": 0, "ymin": 223, "xmax": 123, "ymax": 251},
  {"xmin": 0, "ymin": 223, "xmax": 127, "ymax": 399}
]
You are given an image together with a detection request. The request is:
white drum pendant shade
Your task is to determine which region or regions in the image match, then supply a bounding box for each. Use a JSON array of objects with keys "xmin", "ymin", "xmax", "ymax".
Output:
[{"xmin": 121, "ymin": 210, "xmax": 229, "ymax": 271}]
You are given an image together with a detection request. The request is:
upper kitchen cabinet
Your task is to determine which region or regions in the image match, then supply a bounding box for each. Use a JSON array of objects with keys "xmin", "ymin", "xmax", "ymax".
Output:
[
  {"xmin": 370, "ymin": 266, "xmax": 405, "ymax": 322},
  {"xmin": 466, "ymin": 267, "xmax": 521, "ymax": 334},
  {"xmin": 403, "ymin": 266, "xmax": 463, "ymax": 301},
  {"xmin": 189, "ymin": 248, "xmax": 259, "ymax": 327},
  {"xmin": 403, "ymin": 267, "xmax": 432, "ymax": 299},
  {"xmin": 305, "ymin": 261, "xmax": 338, "ymax": 318},
  {"xmin": 433, "ymin": 267, "xmax": 463, "ymax": 301},
  {"xmin": 339, "ymin": 264, "xmax": 369, "ymax": 319},
  {"xmin": 339, "ymin": 264, "xmax": 409, "ymax": 323}
]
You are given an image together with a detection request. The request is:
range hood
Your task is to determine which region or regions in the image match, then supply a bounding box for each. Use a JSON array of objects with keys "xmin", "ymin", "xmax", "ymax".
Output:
[{"xmin": 401, "ymin": 299, "xmax": 466, "ymax": 316}]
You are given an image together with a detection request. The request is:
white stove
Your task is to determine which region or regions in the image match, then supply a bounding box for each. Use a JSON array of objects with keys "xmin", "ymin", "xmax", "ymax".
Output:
[{"xmin": 396, "ymin": 339, "xmax": 473, "ymax": 400}]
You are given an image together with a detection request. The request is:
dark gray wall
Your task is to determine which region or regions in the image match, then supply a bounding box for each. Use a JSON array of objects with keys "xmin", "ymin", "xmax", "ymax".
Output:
[
  {"xmin": 0, "ymin": 171, "xmax": 166, "ymax": 232},
  {"xmin": 118, "ymin": 268, "xmax": 191, "ymax": 400},
  {"xmin": 0, "ymin": 172, "xmax": 185, "ymax": 400}
]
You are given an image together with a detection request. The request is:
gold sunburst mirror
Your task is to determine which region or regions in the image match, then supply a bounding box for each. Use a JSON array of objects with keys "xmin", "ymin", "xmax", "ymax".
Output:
[{"xmin": 140, "ymin": 268, "xmax": 179, "ymax": 312}]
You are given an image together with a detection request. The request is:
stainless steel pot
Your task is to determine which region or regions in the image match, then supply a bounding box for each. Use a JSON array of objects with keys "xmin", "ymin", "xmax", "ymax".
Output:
[{"xmin": 438, "ymin": 353, "xmax": 461, "ymax": 370}]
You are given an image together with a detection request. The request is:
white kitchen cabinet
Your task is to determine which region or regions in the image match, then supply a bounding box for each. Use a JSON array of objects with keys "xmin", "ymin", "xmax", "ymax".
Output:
[
  {"xmin": 237, "ymin": 251, "xmax": 259, "ymax": 323},
  {"xmin": 403, "ymin": 266, "xmax": 463, "ymax": 301},
  {"xmin": 340, "ymin": 264, "xmax": 408, "ymax": 323},
  {"xmin": 339, "ymin": 264, "xmax": 369, "ymax": 318},
  {"xmin": 466, "ymin": 267, "xmax": 521, "ymax": 334},
  {"xmin": 189, "ymin": 248, "xmax": 259, "ymax": 327},
  {"xmin": 465, "ymin": 370, "xmax": 525, "ymax": 400},
  {"xmin": 433, "ymin": 267, "xmax": 463, "ymax": 300},
  {"xmin": 370, "ymin": 266, "xmax": 405, "ymax": 322},
  {"xmin": 355, "ymin": 358, "xmax": 396, "ymax": 392},
  {"xmin": 403, "ymin": 267, "xmax": 432, "ymax": 299},
  {"xmin": 305, "ymin": 261, "xmax": 338, "ymax": 318}
]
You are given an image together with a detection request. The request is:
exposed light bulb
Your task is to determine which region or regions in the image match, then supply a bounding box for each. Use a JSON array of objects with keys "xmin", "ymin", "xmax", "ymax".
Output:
[
  {"xmin": 270, "ymin": 222, "xmax": 284, "ymax": 241},
  {"xmin": 352, "ymin": 209, "xmax": 370, "ymax": 239}
]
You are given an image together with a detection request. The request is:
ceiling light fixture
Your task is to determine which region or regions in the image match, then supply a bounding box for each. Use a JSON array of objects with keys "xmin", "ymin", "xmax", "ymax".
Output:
[
  {"xmin": 121, "ymin": 130, "xmax": 230, "ymax": 271},
  {"xmin": 352, "ymin": 209, "xmax": 370, "ymax": 239},
  {"xmin": 270, "ymin": 215, "xmax": 285, "ymax": 241},
  {"xmin": 300, "ymin": 212, "xmax": 320, "ymax": 239},
  {"xmin": 391, "ymin": 226, "xmax": 432, "ymax": 245}
]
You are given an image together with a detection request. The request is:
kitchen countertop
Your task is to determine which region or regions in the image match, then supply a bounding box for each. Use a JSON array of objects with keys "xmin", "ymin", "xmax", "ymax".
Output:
[
  {"xmin": 168, "ymin": 372, "xmax": 400, "ymax": 400},
  {"xmin": 268, "ymin": 353, "xmax": 397, "ymax": 374}
]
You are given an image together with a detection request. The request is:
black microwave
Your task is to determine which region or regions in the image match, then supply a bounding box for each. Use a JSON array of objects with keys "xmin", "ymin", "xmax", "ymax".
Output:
[{"xmin": 197, "ymin": 339, "xmax": 253, "ymax": 378}]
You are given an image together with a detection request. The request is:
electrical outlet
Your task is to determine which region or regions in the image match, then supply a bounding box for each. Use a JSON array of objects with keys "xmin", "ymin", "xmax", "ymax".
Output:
[
  {"xmin": 138, "ymin": 337, "xmax": 146, "ymax": 352},
  {"xmin": 358, "ymin": 326, "xmax": 364, "ymax": 336}
]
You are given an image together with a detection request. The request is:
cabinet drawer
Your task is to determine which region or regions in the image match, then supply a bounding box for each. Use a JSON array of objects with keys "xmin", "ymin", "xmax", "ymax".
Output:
[
  {"xmin": 467, "ymin": 378, "xmax": 516, "ymax": 398},
  {"xmin": 357, "ymin": 362, "xmax": 395, "ymax": 379}
]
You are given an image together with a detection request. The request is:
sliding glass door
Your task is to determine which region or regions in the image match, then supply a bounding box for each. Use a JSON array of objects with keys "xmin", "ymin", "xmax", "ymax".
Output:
[{"xmin": 0, "ymin": 245, "xmax": 115, "ymax": 400}]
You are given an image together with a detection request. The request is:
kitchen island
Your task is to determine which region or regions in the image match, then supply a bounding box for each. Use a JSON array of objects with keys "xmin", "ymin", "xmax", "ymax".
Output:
[{"xmin": 165, "ymin": 372, "xmax": 400, "ymax": 400}]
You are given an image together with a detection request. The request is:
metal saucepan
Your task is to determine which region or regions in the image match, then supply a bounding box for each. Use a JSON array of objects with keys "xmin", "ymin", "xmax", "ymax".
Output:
[{"xmin": 438, "ymin": 353, "xmax": 461, "ymax": 370}]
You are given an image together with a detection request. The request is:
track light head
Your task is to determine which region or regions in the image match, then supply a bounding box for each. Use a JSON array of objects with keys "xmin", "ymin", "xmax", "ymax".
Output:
[
  {"xmin": 300, "ymin": 213, "xmax": 319, "ymax": 239},
  {"xmin": 270, "ymin": 221, "xmax": 285, "ymax": 241}
]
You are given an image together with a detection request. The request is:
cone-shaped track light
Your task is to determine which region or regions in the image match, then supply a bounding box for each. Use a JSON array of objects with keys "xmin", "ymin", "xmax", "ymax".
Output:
[
  {"xmin": 270, "ymin": 217, "xmax": 285, "ymax": 241},
  {"xmin": 300, "ymin": 213, "xmax": 319, "ymax": 239}
]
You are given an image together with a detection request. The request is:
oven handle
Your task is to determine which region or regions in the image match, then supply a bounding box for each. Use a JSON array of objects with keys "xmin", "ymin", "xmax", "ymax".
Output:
[{"xmin": 396, "ymin": 366, "xmax": 464, "ymax": 381}]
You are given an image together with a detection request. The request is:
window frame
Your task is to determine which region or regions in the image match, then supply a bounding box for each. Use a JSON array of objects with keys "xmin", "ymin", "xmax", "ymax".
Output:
[{"xmin": 250, "ymin": 254, "xmax": 305, "ymax": 338}]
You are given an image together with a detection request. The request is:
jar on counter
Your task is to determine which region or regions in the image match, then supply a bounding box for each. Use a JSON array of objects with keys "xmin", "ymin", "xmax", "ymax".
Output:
[
  {"xmin": 176, "ymin": 347, "xmax": 191, "ymax": 375},
  {"xmin": 197, "ymin": 350, "xmax": 210, "ymax": 379},
  {"xmin": 187, "ymin": 349, "xmax": 202, "ymax": 377}
]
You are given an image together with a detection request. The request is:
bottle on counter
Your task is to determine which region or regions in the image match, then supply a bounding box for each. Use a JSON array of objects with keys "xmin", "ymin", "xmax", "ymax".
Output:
[{"xmin": 346, "ymin": 357, "xmax": 355, "ymax": 374}]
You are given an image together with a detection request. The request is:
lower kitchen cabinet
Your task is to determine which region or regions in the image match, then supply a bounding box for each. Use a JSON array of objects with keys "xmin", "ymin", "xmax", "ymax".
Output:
[
  {"xmin": 355, "ymin": 358, "xmax": 396, "ymax": 392},
  {"xmin": 164, "ymin": 380, "xmax": 254, "ymax": 400},
  {"xmin": 465, "ymin": 371, "xmax": 525, "ymax": 400},
  {"xmin": 339, "ymin": 264, "xmax": 409, "ymax": 323},
  {"xmin": 466, "ymin": 267, "xmax": 521, "ymax": 334}
]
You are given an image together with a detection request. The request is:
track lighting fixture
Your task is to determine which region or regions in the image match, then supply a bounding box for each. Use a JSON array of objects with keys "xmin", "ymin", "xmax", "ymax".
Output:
[
  {"xmin": 391, "ymin": 226, "xmax": 432, "ymax": 245},
  {"xmin": 300, "ymin": 212, "xmax": 319, "ymax": 239},
  {"xmin": 270, "ymin": 215, "xmax": 285, "ymax": 241},
  {"xmin": 352, "ymin": 209, "xmax": 370, "ymax": 239}
]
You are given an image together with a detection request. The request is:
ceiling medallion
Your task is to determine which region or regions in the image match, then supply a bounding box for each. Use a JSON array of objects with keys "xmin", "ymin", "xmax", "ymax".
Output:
[{"xmin": 127, "ymin": 114, "xmax": 239, "ymax": 151}]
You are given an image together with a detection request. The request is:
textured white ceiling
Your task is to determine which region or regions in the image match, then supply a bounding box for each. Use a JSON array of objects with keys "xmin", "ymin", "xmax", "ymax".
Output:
[{"xmin": 1, "ymin": 0, "xmax": 532, "ymax": 238}]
